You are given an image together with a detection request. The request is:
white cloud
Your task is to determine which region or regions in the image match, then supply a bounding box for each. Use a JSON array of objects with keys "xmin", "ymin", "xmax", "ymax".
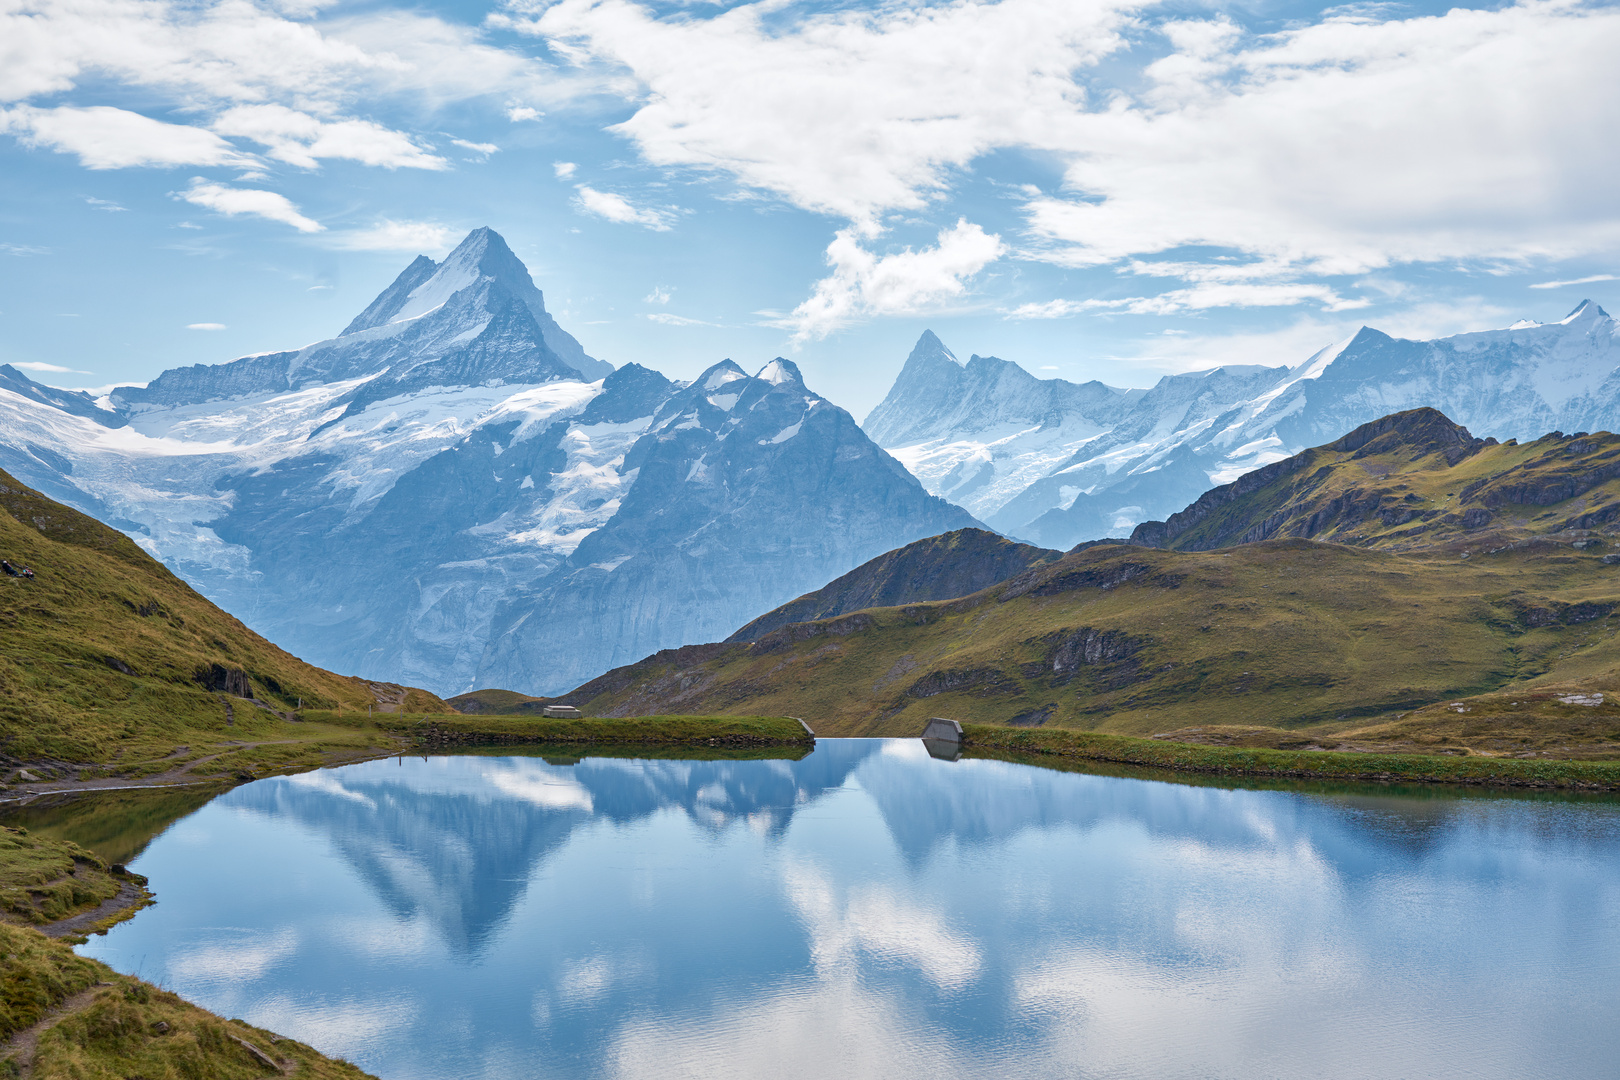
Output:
[
  {"xmin": 450, "ymin": 137, "xmax": 498, "ymax": 155},
  {"xmin": 211, "ymin": 104, "xmax": 446, "ymax": 170},
  {"xmin": 10, "ymin": 360, "xmax": 89, "ymax": 373},
  {"xmin": 185, "ymin": 322, "xmax": 227, "ymax": 330},
  {"xmin": 84, "ymin": 196, "xmax": 126, "ymax": 211},
  {"xmin": 1529, "ymin": 273, "xmax": 1616, "ymax": 290},
  {"xmin": 1111, "ymin": 317, "xmax": 1352, "ymax": 380},
  {"xmin": 644, "ymin": 285, "xmax": 671, "ymax": 304},
  {"xmin": 508, "ymin": 0, "xmax": 1620, "ymax": 324},
  {"xmin": 516, "ymin": 0, "xmax": 1138, "ymax": 232},
  {"xmin": 175, "ymin": 179, "xmax": 323, "ymax": 233},
  {"xmin": 782, "ymin": 219, "xmax": 1005, "ymax": 340},
  {"xmin": 328, "ymin": 220, "xmax": 456, "ymax": 252},
  {"xmin": 644, "ymin": 312, "xmax": 714, "ymax": 326},
  {"xmin": 1006, "ymin": 282, "xmax": 1366, "ymax": 319},
  {"xmin": 0, "ymin": 105, "xmax": 255, "ymax": 169},
  {"xmin": 572, "ymin": 184, "xmax": 673, "ymax": 230},
  {"xmin": 1, "ymin": 243, "xmax": 49, "ymax": 256},
  {"xmin": 553, "ymin": 161, "xmax": 577, "ymax": 179},
  {"xmin": 508, "ymin": 105, "xmax": 542, "ymax": 122},
  {"xmin": 0, "ymin": 0, "xmax": 572, "ymax": 180},
  {"xmin": 1024, "ymin": 2, "xmax": 1620, "ymax": 275}
]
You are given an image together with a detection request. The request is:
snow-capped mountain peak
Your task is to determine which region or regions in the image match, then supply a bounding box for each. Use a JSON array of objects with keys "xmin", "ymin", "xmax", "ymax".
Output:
[
  {"xmin": 868, "ymin": 306, "xmax": 1620, "ymax": 548},
  {"xmin": 0, "ymin": 239, "xmax": 974, "ymax": 696},
  {"xmin": 113, "ymin": 228, "xmax": 610, "ymax": 420},
  {"xmin": 1561, "ymin": 298, "xmax": 1608, "ymax": 325}
]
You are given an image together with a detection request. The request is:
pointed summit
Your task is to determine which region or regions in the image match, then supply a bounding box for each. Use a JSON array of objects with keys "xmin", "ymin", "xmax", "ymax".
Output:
[
  {"xmin": 757, "ymin": 358, "xmax": 804, "ymax": 387},
  {"xmin": 909, "ymin": 329, "xmax": 961, "ymax": 367},
  {"xmin": 1562, "ymin": 299, "xmax": 1610, "ymax": 324},
  {"xmin": 339, "ymin": 227, "xmax": 610, "ymax": 380}
]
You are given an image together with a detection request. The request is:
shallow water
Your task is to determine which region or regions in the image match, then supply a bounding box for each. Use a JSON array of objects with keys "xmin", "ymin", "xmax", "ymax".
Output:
[{"xmin": 78, "ymin": 740, "xmax": 1620, "ymax": 1080}]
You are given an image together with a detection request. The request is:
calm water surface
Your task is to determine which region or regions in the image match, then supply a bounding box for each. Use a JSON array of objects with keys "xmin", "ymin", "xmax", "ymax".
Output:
[{"xmin": 78, "ymin": 740, "xmax": 1620, "ymax": 1080}]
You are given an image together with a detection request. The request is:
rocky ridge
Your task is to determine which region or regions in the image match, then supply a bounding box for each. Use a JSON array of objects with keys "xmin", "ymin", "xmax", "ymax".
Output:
[{"xmin": 868, "ymin": 302, "xmax": 1620, "ymax": 548}]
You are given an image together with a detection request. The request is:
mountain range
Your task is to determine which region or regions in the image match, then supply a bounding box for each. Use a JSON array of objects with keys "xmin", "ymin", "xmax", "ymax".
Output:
[
  {"xmin": 866, "ymin": 303, "xmax": 1620, "ymax": 548},
  {"xmin": 0, "ymin": 228, "xmax": 972, "ymax": 696},
  {"xmin": 540, "ymin": 409, "xmax": 1620, "ymax": 756}
]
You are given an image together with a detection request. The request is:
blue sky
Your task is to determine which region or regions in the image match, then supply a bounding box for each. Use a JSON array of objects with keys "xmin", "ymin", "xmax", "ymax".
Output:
[{"xmin": 2, "ymin": 0, "xmax": 1618, "ymax": 420}]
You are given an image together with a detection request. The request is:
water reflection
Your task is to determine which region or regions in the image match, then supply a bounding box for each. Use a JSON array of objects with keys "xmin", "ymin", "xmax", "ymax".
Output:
[
  {"xmin": 221, "ymin": 743, "xmax": 878, "ymax": 953},
  {"xmin": 80, "ymin": 740, "xmax": 1620, "ymax": 1080}
]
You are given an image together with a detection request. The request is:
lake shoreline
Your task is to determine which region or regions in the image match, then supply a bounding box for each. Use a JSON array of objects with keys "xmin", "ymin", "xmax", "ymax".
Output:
[{"xmin": 962, "ymin": 725, "xmax": 1620, "ymax": 790}]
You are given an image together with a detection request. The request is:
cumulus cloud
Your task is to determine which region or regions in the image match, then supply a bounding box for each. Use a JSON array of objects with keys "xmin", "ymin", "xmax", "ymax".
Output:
[
  {"xmin": 1023, "ymin": 2, "xmax": 1620, "ymax": 276},
  {"xmin": 572, "ymin": 185, "xmax": 673, "ymax": 230},
  {"xmin": 328, "ymin": 220, "xmax": 457, "ymax": 252},
  {"xmin": 553, "ymin": 161, "xmax": 577, "ymax": 179},
  {"xmin": 0, "ymin": 0, "xmax": 565, "ymax": 180},
  {"xmin": 782, "ymin": 219, "xmax": 1005, "ymax": 340},
  {"xmin": 0, "ymin": 105, "xmax": 255, "ymax": 169},
  {"xmin": 211, "ymin": 104, "xmax": 446, "ymax": 170},
  {"xmin": 516, "ymin": 0, "xmax": 1137, "ymax": 231},
  {"xmin": 174, "ymin": 179, "xmax": 323, "ymax": 233},
  {"xmin": 507, "ymin": 0, "xmax": 1620, "ymax": 317}
]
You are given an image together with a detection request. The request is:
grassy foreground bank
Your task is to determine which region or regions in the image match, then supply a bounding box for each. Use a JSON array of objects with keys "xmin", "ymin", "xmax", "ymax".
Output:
[
  {"xmin": 0, "ymin": 919, "xmax": 374, "ymax": 1078},
  {"xmin": 961, "ymin": 724, "xmax": 1620, "ymax": 790},
  {"xmin": 0, "ymin": 823, "xmax": 377, "ymax": 1077}
]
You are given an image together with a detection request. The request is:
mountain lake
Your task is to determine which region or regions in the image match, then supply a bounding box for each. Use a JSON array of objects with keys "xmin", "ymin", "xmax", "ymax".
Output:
[{"xmin": 23, "ymin": 739, "xmax": 1620, "ymax": 1080}]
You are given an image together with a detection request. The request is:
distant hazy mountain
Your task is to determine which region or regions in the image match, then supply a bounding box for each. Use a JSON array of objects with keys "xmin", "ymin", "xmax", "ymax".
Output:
[
  {"xmin": 866, "ymin": 302, "xmax": 1620, "ymax": 548},
  {"xmin": 0, "ymin": 228, "xmax": 972, "ymax": 696}
]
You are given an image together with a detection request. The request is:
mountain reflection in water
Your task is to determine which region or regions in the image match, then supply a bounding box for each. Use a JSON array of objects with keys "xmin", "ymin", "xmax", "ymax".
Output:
[{"xmin": 80, "ymin": 740, "xmax": 1620, "ymax": 1080}]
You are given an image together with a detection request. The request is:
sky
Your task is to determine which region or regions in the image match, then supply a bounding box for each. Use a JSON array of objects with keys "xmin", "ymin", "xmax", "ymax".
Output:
[{"xmin": 2, "ymin": 0, "xmax": 1618, "ymax": 421}]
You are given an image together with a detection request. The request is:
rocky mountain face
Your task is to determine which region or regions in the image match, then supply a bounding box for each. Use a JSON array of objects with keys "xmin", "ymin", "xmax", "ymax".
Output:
[
  {"xmin": 868, "ymin": 302, "xmax": 1620, "ymax": 548},
  {"xmin": 475, "ymin": 358, "xmax": 978, "ymax": 692},
  {"xmin": 0, "ymin": 230, "xmax": 972, "ymax": 696},
  {"xmin": 1128, "ymin": 407, "xmax": 1620, "ymax": 553},
  {"xmin": 545, "ymin": 407, "xmax": 1620, "ymax": 738},
  {"xmin": 726, "ymin": 527, "xmax": 1059, "ymax": 642}
]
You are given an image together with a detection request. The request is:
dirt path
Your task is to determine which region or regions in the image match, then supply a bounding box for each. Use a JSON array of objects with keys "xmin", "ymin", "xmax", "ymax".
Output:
[
  {"xmin": 0, "ymin": 986, "xmax": 101, "ymax": 1077},
  {"xmin": 40, "ymin": 882, "xmax": 148, "ymax": 939},
  {"xmin": 2, "ymin": 740, "xmax": 408, "ymax": 800}
]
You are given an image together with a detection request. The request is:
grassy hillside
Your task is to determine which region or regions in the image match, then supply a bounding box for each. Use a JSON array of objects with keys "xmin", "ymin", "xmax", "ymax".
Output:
[
  {"xmin": 726, "ymin": 527, "xmax": 1060, "ymax": 641},
  {"xmin": 1130, "ymin": 408, "xmax": 1620, "ymax": 553},
  {"xmin": 0, "ymin": 918, "xmax": 376, "ymax": 1078},
  {"xmin": 554, "ymin": 537, "xmax": 1620, "ymax": 753},
  {"xmin": 0, "ymin": 468, "xmax": 447, "ymax": 771}
]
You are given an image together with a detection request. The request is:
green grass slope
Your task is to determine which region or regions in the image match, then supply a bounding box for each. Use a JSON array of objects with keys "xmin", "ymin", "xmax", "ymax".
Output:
[
  {"xmin": 555, "ymin": 538, "xmax": 1620, "ymax": 753},
  {"xmin": 0, "ymin": 468, "xmax": 447, "ymax": 770},
  {"xmin": 0, "ymin": 919, "xmax": 377, "ymax": 1078},
  {"xmin": 726, "ymin": 527, "xmax": 1060, "ymax": 641}
]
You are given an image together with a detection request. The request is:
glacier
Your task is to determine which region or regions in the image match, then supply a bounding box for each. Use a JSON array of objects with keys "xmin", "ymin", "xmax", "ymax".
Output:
[{"xmin": 865, "ymin": 302, "xmax": 1620, "ymax": 548}]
